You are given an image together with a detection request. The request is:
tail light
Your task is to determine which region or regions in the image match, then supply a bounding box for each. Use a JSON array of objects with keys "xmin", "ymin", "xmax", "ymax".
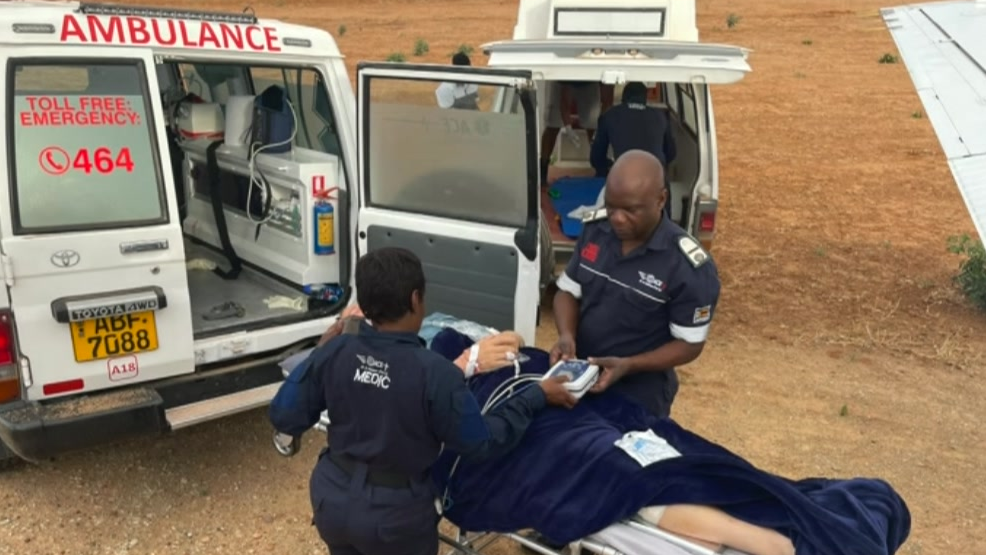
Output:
[
  {"xmin": 0, "ymin": 311, "xmax": 21, "ymax": 403},
  {"xmin": 699, "ymin": 211, "xmax": 716, "ymax": 233},
  {"xmin": 693, "ymin": 198, "xmax": 718, "ymax": 252}
]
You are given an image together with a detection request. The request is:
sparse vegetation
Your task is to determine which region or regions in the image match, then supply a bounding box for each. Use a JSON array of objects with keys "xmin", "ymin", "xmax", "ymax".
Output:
[
  {"xmin": 455, "ymin": 44, "xmax": 474, "ymax": 56},
  {"xmin": 337, "ymin": 24, "xmax": 346, "ymax": 36},
  {"xmin": 386, "ymin": 52, "xmax": 407, "ymax": 63},
  {"xmin": 947, "ymin": 234, "xmax": 986, "ymax": 311},
  {"xmin": 802, "ymin": 39, "xmax": 813, "ymax": 45},
  {"xmin": 726, "ymin": 13, "xmax": 741, "ymax": 28},
  {"xmin": 414, "ymin": 38, "xmax": 430, "ymax": 56},
  {"xmin": 879, "ymin": 53, "xmax": 899, "ymax": 64},
  {"xmin": 912, "ymin": 110, "xmax": 923, "ymax": 119}
]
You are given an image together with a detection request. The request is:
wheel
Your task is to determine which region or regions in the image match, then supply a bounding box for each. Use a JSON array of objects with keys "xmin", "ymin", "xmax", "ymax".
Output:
[{"xmin": 272, "ymin": 431, "xmax": 301, "ymax": 457}]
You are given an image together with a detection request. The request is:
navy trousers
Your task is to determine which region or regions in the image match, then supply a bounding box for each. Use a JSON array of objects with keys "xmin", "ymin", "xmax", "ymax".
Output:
[{"xmin": 310, "ymin": 451, "xmax": 439, "ymax": 555}]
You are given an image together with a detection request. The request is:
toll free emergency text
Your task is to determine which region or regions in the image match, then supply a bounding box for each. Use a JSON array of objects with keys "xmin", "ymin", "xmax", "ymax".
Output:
[{"xmin": 19, "ymin": 96, "xmax": 142, "ymax": 127}]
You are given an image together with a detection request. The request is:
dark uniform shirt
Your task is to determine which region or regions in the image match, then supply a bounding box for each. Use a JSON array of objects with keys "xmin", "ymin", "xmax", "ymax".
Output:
[
  {"xmin": 269, "ymin": 321, "xmax": 546, "ymax": 479},
  {"xmin": 590, "ymin": 102, "xmax": 677, "ymax": 176},
  {"xmin": 556, "ymin": 212, "xmax": 719, "ymax": 416}
]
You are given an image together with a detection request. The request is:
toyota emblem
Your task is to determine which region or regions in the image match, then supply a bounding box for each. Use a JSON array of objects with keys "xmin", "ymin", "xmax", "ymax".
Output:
[{"xmin": 50, "ymin": 250, "xmax": 81, "ymax": 268}]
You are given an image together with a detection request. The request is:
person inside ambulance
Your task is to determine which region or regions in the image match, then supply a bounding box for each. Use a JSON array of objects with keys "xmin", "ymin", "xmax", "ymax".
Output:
[
  {"xmin": 435, "ymin": 53, "xmax": 480, "ymax": 110},
  {"xmin": 590, "ymin": 82, "xmax": 677, "ymax": 180},
  {"xmin": 269, "ymin": 247, "xmax": 577, "ymax": 555}
]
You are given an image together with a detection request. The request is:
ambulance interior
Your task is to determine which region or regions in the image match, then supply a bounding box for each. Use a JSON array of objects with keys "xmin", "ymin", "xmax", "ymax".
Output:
[
  {"xmin": 538, "ymin": 80, "xmax": 702, "ymax": 242},
  {"xmin": 153, "ymin": 60, "xmax": 350, "ymax": 339}
]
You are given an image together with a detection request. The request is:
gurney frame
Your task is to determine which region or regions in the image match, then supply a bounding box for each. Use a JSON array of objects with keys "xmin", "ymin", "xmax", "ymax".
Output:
[{"xmin": 439, "ymin": 518, "xmax": 724, "ymax": 555}]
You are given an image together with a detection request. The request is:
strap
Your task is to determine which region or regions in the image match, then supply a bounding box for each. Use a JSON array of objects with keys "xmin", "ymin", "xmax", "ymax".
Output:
[
  {"xmin": 341, "ymin": 316, "xmax": 362, "ymax": 336},
  {"xmin": 464, "ymin": 344, "xmax": 480, "ymax": 378},
  {"xmin": 328, "ymin": 451, "xmax": 412, "ymax": 489},
  {"xmin": 205, "ymin": 140, "xmax": 243, "ymax": 280}
]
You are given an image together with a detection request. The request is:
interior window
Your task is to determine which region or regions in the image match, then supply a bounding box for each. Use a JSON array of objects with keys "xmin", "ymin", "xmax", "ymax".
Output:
[
  {"xmin": 176, "ymin": 63, "xmax": 341, "ymax": 156},
  {"xmin": 8, "ymin": 61, "xmax": 167, "ymax": 234},
  {"xmin": 677, "ymin": 84, "xmax": 697, "ymax": 135},
  {"xmin": 664, "ymin": 83, "xmax": 680, "ymax": 115},
  {"xmin": 364, "ymin": 77, "xmax": 531, "ymax": 228}
]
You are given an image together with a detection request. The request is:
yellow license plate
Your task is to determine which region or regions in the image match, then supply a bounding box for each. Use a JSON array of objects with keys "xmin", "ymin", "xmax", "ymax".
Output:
[{"xmin": 70, "ymin": 311, "xmax": 159, "ymax": 363}]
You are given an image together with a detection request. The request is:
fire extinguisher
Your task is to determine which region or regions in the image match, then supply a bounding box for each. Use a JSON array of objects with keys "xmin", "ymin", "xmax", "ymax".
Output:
[{"xmin": 313, "ymin": 188, "xmax": 338, "ymax": 255}]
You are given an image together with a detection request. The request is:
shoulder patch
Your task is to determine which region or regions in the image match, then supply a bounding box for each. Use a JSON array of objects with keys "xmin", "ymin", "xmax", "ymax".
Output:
[
  {"xmin": 677, "ymin": 236, "xmax": 710, "ymax": 268},
  {"xmin": 581, "ymin": 208, "xmax": 608, "ymax": 223}
]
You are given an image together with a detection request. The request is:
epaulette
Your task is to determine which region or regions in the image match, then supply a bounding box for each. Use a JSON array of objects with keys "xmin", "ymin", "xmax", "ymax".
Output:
[
  {"xmin": 581, "ymin": 208, "xmax": 608, "ymax": 223},
  {"xmin": 677, "ymin": 235, "xmax": 710, "ymax": 268}
]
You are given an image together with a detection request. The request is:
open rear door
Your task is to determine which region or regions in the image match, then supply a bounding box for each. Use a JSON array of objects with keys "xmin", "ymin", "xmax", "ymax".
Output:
[
  {"xmin": 481, "ymin": 39, "xmax": 751, "ymax": 84},
  {"xmin": 882, "ymin": 2, "xmax": 986, "ymax": 241},
  {"xmin": 0, "ymin": 47, "xmax": 195, "ymax": 400},
  {"xmin": 355, "ymin": 63, "xmax": 541, "ymax": 343}
]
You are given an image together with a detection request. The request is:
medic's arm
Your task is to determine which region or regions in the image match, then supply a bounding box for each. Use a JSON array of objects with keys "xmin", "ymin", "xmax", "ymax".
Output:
[
  {"xmin": 426, "ymin": 357, "xmax": 546, "ymax": 463},
  {"xmin": 268, "ymin": 347, "xmax": 330, "ymax": 437}
]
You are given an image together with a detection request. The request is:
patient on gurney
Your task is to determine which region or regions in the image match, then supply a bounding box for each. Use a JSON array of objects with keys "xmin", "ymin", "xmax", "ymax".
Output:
[{"xmin": 313, "ymin": 310, "xmax": 910, "ymax": 555}]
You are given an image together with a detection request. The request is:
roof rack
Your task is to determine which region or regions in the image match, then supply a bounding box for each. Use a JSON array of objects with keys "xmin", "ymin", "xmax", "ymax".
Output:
[{"xmin": 77, "ymin": 3, "xmax": 259, "ymax": 25}]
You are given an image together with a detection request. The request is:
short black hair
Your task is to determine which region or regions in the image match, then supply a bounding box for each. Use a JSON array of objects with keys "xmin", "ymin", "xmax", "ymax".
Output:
[
  {"xmin": 355, "ymin": 247, "xmax": 426, "ymax": 323},
  {"xmin": 452, "ymin": 52, "xmax": 471, "ymax": 66},
  {"xmin": 622, "ymin": 82, "xmax": 648, "ymax": 103}
]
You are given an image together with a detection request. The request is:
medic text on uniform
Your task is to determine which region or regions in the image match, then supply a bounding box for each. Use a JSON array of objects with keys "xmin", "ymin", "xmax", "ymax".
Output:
[
  {"xmin": 59, "ymin": 14, "xmax": 282, "ymax": 52},
  {"xmin": 353, "ymin": 354, "xmax": 391, "ymax": 389}
]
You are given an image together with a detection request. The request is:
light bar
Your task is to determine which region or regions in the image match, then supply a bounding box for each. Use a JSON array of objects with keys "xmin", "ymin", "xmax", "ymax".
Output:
[
  {"xmin": 78, "ymin": 3, "xmax": 259, "ymax": 25},
  {"xmin": 554, "ymin": 7, "xmax": 666, "ymax": 37}
]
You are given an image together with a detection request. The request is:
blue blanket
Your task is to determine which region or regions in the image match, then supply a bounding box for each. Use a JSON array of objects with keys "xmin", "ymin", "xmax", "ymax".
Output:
[{"xmin": 428, "ymin": 329, "xmax": 911, "ymax": 555}]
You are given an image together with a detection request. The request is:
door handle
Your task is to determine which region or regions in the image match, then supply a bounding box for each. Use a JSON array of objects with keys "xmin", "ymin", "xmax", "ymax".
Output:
[{"xmin": 120, "ymin": 239, "xmax": 170, "ymax": 254}]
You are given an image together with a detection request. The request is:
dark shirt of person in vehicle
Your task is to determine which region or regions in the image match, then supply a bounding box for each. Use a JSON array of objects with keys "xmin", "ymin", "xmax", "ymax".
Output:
[{"xmin": 590, "ymin": 82, "xmax": 677, "ymax": 177}]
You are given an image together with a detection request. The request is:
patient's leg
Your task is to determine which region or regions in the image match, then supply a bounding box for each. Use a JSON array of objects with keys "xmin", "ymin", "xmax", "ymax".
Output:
[{"xmin": 640, "ymin": 505, "xmax": 795, "ymax": 555}]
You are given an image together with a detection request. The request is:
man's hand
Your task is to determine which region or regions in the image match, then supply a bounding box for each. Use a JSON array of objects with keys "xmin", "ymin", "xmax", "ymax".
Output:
[
  {"xmin": 539, "ymin": 375, "xmax": 578, "ymax": 409},
  {"xmin": 588, "ymin": 356, "xmax": 631, "ymax": 393},
  {"xmin": 549, "ymin": 334, "xmax": 576, "ymax": 365}
]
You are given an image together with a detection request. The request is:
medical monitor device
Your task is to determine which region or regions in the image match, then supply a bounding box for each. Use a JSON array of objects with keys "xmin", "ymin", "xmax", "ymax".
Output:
[{"xmin": 542, "ymin": 359, "xmax": 599, "ymax": 399}]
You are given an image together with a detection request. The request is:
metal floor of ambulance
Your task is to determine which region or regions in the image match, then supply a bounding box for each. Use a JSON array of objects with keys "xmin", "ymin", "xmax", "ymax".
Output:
[{"xmin": 184, "ymin": 239, "xmax": 310, "ymax": 336}]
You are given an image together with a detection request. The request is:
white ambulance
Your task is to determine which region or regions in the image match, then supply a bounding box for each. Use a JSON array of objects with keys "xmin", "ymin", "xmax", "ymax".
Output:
[
  {"xmin": 482, "ymin": 0, "xmax": 752, "ymax": 252},
  {"xmin": 0, "ymin": 1, "xmax": 551, "ymax": 467}
]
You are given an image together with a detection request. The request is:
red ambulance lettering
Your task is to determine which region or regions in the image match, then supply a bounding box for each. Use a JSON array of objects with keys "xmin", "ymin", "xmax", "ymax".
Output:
[
  {"xmin": 19, "ymin": 96, "xmax": 141, "ymax": 127},
  {"xmin": 59, "ymin": 14, "xmax": 282, "ymax": 52}
]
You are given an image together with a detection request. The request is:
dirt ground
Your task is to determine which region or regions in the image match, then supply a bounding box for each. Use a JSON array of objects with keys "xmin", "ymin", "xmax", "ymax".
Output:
[{"xmin": 2, "ymin": 0, "xmax": 985, "ymax": 554}]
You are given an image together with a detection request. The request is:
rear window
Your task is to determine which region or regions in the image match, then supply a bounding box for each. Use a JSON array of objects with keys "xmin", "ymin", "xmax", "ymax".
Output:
[
  {"xmin": 364, "ymin": 76, "xmax": 531, "ymax": 228},
  {"xmin": 7, "ymin": 60, "xmax": 166, "ymax": 234}
]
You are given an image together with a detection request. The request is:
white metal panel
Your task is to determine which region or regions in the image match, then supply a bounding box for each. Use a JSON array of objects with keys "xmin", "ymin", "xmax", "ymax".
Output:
[
  {"xmin": 882, "ymin": 1, "xmax": 986, "ymax": 239},
  {"xmin": 483, "ymin": 39, "xmax": 751, "ymax": 84},
  {"xmin": 948, "ymin": 155, "xmax": 986, "ymax": 238}
]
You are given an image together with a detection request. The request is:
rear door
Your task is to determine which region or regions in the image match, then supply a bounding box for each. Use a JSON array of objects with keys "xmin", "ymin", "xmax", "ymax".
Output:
[
  {"xmin": 0, "ymin": 47, "xmax": 195, "ymax": 400},
  {"xmin": 354, "ymin": 63, "xmax": 542, "ymax": 344},
  {"xmin": 481, "ymin": 39, "xmax": 751, "ymax": 85}
]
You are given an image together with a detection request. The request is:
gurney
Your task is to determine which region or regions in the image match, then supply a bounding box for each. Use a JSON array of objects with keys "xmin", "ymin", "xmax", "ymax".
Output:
[
  {"xmin": 439, "ymin": 519, "xmax": 751, "ymax": 555},
  {"xmin": 274, "ymin": 313, "xmax": 911, "ymax": 555}
]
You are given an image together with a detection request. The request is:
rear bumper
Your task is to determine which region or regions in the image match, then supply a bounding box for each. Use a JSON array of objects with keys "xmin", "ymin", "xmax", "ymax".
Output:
[{"xmin": 0, "ymin": 387, "xmax": 166, "ymax": 463}]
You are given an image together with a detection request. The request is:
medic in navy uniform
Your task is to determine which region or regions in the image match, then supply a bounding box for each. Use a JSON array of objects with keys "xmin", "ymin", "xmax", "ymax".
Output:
[
  {"xmin": 269, "ymin": 247, "xmax": 576, "ymax": 555},
  {"xmin": 550, "ymin": 150, "xmax": 720, "ymax": 419},
  {"xmin": 590, "ymin": 82, "xmax": 677, "ymax": 178}
]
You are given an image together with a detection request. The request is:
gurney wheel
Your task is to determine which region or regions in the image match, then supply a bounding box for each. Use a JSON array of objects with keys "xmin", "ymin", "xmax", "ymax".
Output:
[{"xmin": 272, "ymin": 431, "xmax": 301, "ymax": 457}]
